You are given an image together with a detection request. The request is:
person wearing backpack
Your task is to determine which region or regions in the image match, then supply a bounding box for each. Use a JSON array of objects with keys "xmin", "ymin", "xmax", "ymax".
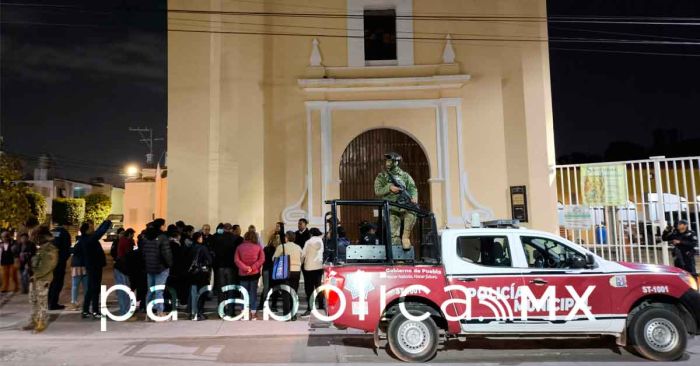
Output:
[
  {"xmin": 80, "ymin": 220, "xmax": 113, "ymax": 319},
  {"xmin": 272, "ymin": 231, "xmax": 303, "ymax": 321},
  {"xmin": 187, "ymin": 232, "xmax": 212, "ymax": 321},
  {"xmin": 113, "ymin": 228, "xmax": 135, "ymax": 317}
]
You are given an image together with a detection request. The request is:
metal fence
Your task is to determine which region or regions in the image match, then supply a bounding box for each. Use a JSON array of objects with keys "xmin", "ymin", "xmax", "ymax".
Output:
[{"xmin": 555, "ymin": 156, "xmax": 700, "ymax": 265}]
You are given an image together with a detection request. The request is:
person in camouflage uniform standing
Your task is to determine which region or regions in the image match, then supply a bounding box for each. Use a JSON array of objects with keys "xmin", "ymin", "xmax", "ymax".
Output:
[
  {"xmin": 374, "ymin": 152, "xmax": 418, "ymax": 250},
  {"xmin": 22, "ymin": 226, "xmax": 58, "ymax": 333}
]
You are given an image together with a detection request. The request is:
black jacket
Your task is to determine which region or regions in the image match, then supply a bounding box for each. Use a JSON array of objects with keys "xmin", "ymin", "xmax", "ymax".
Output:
[
  {"xmin": 80, "ymin": 220, "xmax": 112, "ymax": 271},
  {"xmin": 189, "ymin": 245, "xmax": 213, "ymax": 286},
  {"xmin": 71, "ymin": 240, "xmax": 85, "ymax": 268},
  {"xmin": 294, "ymin": 229, "xmax": 311, "ymax": 249},
  {"xmin": 51, "ymin": 226, "xmax": 72, "ymax": 263},
  {"xmin": 663, "ymin": 227, "xmax": 698, "ymax": 253},
  {"xmin": 141, "ymin": 228, "xmax": 173, "ymax": 274},
  {"xmin": 169, "ymin": 239, "xmax": 191, "ymax": 279},
  {"xmin": 211, "ymin": 232, "xmax": 241, "ymax": 269},
  {"xmin": 262, "ymin": 245, "xmax": 276, "ymax": 271}
]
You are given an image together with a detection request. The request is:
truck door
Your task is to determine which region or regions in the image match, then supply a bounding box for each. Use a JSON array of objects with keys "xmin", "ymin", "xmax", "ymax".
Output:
[
  {"xmin": 516, "ymin": 235, "xmax": 617, "ymax": 332},
  {"xmin": 442, "ymin": 232, "xmax": 526, "ymax": 333}
]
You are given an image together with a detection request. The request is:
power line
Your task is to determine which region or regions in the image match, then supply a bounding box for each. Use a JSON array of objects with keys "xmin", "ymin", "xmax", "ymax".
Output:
[
  {"xmin": 6, "ymin": 17, "xmax": 700, "ymax": 48},
  {"xmin": 549, "ymin": 25, "xmax": 700, "ymax": 42},
  {"xmin": 129, "ymin": 127, "xmax": 163, "ymax": 166},
  {"xmin": 166, "ymin": 27, "xmax": 700, "ymax": 46},
  {"xmin": 550, "ymin": 47, "xmax": 700, "ymax": 58},
  {"xmin": 168, "ymin": 17, "xmax": 700, "ymax": 43},
  {"xmin": 168, "ymin": 16, "xmax": 545, "ymax": 39},
  {"xmin": 6, "ymin": 2, "xmax": 700, "ymax": 25}
]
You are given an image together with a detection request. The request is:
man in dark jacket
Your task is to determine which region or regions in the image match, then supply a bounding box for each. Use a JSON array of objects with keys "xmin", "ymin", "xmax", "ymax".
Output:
[
  {"xmin": 295, "ymin": 218, "xmax": 311, "ymax": 297},
  {"xmin": 294, "ymin": 218, "xmax": 311, "ymax": 249},
  {"xmin": 662, "ymin": 219, "xmax": 698, "ymax": 276},
  {"xmin": 48, "ymin": 224, "xmax": 71, "ymax": 310},
  {"xmin": 79, "ymin": 219, "xmax": 112, "ymax": 319},
  {"xmin": 211, "ymin": 223, "xmax": 241, "ymax": 317},
  {"xmin": 141, "ymin": 218, "xmax": 172, "ymax": 317}
]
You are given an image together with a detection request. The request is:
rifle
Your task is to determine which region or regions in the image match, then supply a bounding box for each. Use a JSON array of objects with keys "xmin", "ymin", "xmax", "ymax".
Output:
[{"xmin": 387, "ymin": 171, "xmax": 418, "ymax": 208}]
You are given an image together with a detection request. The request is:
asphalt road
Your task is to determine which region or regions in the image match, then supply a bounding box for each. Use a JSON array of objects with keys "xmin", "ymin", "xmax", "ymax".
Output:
[{"xmin": 2, "ymin": 332, "xmax": 700, "ymax": 365}]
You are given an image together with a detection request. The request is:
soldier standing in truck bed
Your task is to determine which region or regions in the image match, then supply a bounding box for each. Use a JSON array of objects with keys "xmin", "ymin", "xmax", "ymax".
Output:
[{"xmin": 374, "ymin": 152, "xmax": 418, "ymax": 250}]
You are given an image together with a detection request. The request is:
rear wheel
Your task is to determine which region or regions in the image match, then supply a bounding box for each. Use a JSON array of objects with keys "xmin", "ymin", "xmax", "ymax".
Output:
[
  {"xmin": 387, "ymin": 312, "xmax": 439, "ymax": 362},
  {"xmin": 627, "ymin": 305, "xmax": 687, "ymax": 361}
]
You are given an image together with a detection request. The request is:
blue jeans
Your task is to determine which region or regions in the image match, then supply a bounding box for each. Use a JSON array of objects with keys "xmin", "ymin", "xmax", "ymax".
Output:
[
  {"xmin": 71, "ymin": 274, "xmax": 87, "ymax": 304},
  {"xmin": 190, "ymin": 285, "xmax": 207, "ymax": 315},
  {"xmin": 240, "ymin": 278, "xmax": 259, "ymax": 312},
  {"xmin": 113, "ymin": 268, "xmax": 131, "ymax": 315},
  {"xmin": 147, "ymin": 269, "xmax": 169, "ymax": 313}
]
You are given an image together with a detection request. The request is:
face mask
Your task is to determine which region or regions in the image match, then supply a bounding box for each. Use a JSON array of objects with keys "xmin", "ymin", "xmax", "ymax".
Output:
[{"xmin": 216, "ymin": 228, "xmax": 224, "ymax": 234}]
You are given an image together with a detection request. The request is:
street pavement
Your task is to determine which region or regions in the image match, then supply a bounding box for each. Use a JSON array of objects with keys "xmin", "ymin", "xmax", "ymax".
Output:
[{"xmin": 2, "ymin": 289, "xmax": 700, "ymax": 365}]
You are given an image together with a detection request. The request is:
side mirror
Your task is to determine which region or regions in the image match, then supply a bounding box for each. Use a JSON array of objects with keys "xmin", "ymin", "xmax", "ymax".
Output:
[
  {"xmin": 571, "ymin": 255, "xmax": 587, "ymax": 269},
  {"xmin": 586, "ymin": 253, "xmax": 596, "ymax": 268}
]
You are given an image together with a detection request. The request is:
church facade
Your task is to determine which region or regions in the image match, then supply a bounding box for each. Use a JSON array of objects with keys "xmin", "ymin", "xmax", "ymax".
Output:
[{"xmin": 167, "ymin": 0, "xmax": 558, "ymax": 236}]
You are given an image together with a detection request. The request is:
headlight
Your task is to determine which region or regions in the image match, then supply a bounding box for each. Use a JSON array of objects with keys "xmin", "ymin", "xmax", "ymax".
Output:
[{"xmin": 679, "ymin": 272, "xmax": 698, "ymax": 291}]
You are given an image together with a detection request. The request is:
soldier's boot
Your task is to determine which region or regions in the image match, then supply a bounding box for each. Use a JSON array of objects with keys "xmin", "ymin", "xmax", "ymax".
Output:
[
  {"xmin": 401, "ymin": 232, "xmax": 412, "ymax": 250},
  {"xmin": 401, "ymin": 213, "xmax": 417, "ymax": 250},
  {"xmin": 34, "ymin": 320, "xmax": 47, "ymax": 333}
]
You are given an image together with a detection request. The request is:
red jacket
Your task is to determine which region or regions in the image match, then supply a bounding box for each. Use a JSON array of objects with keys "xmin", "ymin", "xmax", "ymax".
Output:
[
  {"xmin": 234, "ymin": 241, "xmax": 265, "ymax": 277},
  {"xmin": 117, "ymin": 237, "xmax": 134, "ymax": 259}
]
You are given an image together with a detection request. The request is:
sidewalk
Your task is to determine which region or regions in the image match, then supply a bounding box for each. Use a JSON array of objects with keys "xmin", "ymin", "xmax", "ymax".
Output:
[{"xmin": 0, "ymin": 290, "xmax": 361, "ymax": 341}]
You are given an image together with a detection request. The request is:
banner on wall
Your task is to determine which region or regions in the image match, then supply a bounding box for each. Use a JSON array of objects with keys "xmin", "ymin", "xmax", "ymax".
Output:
[
  {"xmin": 580, "ymin": 164, "xmax": 628, "ymax": 206},
  {"xmin": 562, "ymin": 205, "xmax": 594, "ymax": 229}
]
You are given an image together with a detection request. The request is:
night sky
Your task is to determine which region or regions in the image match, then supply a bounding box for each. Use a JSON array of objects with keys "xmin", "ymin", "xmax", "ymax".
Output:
[{"xmin": 1, "ymin": 0, "xmax": 699, "ymax": 186}]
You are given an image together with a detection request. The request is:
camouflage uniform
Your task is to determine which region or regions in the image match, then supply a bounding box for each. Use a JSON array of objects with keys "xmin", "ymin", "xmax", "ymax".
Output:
[
  {"xmin": 374, "ymin": 162, "xmax": 418, "ymax": 250},
  {"xmin": 26, "ymin": 237, "xmax": 58, "ymax": 332}
]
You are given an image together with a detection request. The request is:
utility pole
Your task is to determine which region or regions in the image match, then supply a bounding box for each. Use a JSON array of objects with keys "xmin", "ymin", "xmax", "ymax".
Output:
[{"xmin": 129, "ymin": 127, "xmax": 164, "ymax": 166}]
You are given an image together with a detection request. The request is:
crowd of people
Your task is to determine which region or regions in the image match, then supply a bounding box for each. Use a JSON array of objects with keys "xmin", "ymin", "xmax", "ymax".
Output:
[{"xmin": 0, "ymin": 217, "xmax": 328, "ymax": 332}]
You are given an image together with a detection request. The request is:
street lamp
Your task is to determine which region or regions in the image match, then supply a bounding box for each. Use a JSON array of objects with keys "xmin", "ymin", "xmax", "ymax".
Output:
[{"xmin": 125, "ymin": 164, "xmax": 139, "ymax": 178}]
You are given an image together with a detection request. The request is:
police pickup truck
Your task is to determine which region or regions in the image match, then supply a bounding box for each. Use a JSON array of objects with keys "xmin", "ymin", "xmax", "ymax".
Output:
[{"xmin": 321, "ymin": 200, "xmax": 700, "ymax": 362}]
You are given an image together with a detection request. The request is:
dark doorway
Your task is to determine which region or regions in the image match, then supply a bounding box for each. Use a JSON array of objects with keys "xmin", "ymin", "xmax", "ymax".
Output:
[{"xmin": 339, "ymin": 128, "xmax": 431, "ymax": 242}]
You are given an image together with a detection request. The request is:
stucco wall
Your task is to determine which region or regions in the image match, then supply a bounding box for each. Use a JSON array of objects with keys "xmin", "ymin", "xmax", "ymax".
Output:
[{"xmin": 167, "ymin": 0, "xmax": 558, "ymax": 236}]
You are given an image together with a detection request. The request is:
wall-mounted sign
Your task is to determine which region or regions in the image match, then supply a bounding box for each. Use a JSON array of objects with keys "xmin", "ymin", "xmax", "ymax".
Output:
[
  {"xmin": 510, "ymin": 185, "xmax": 528, "ymax": 222},
  {"xmin": 580, "ymin": 164, "xmax": 628, "ymax": 206},
  {"xmin": 562, "ymin": 205, "xmax": 594, "ymax": 229}
]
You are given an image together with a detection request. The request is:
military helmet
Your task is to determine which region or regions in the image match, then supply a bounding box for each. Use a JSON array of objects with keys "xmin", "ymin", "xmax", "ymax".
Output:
[{"xmin": 384, "ymin": 152, "xmax": 402, "ymax": 162}]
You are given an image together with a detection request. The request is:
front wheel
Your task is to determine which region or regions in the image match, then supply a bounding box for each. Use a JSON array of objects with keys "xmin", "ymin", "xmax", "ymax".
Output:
[
  {"xmin": 627, "ymin": 305, "xmax": 687, "ymax": 361},
  {"xmin": 387, "ymin": 313, "xmax": 439, "ymax": 362}
]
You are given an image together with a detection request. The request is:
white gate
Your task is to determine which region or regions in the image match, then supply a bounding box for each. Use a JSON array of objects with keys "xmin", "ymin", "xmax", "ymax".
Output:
[{"xmin": 555, "ymin": 156, "xmax": 700, "ymax": 265}]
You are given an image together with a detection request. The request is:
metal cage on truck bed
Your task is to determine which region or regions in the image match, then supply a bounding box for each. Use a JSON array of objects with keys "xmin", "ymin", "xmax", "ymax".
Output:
[{"xmin": 323, "ymin": 199, "xmax": 440, "ymax": 265}]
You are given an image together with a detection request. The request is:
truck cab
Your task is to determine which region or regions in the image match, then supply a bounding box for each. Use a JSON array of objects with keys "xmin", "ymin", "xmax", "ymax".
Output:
[{"xmin": 323, "ymin": 199, "xmax": 700, "ymax": 362}]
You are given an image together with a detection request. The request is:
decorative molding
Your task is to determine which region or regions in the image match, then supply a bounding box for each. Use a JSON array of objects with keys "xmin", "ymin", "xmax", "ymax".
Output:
[
  {"xmin": 298, "ymin": 74, "xmax": 470, "ymax": 92},
  {"xmin": 282, "ymin": 179, "xmax": 308, "ymax": 226},
  {"xmin": 461, "ymin": 170, "xmax": 494, "ymax": 223},
  {"xmin": 442, "ymin": 34, "xmax": 456, "ymax": 64},
  {"xmin": 455, "ymin": 102, "xmax": 467, "ymax": 220},
  {"xmin": 282, "ymin": 97, "xmax": 493, "ymax": 231},
  {"xmin": 310, "ymin": 38, "xmax": 322, "ymax": 67},
  {"xmin": 305, "ymin": 105, "xmax": 314, "ymax": 219},
  {"xmin": 438, "ymin": 101, "xmax": 451, "ymax": 223}
]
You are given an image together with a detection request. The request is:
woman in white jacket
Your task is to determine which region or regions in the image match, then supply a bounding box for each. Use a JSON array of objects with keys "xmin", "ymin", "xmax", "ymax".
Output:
[{"xmin": 301, "ymin": 228, "xmax": 324, "ymax": 316}]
